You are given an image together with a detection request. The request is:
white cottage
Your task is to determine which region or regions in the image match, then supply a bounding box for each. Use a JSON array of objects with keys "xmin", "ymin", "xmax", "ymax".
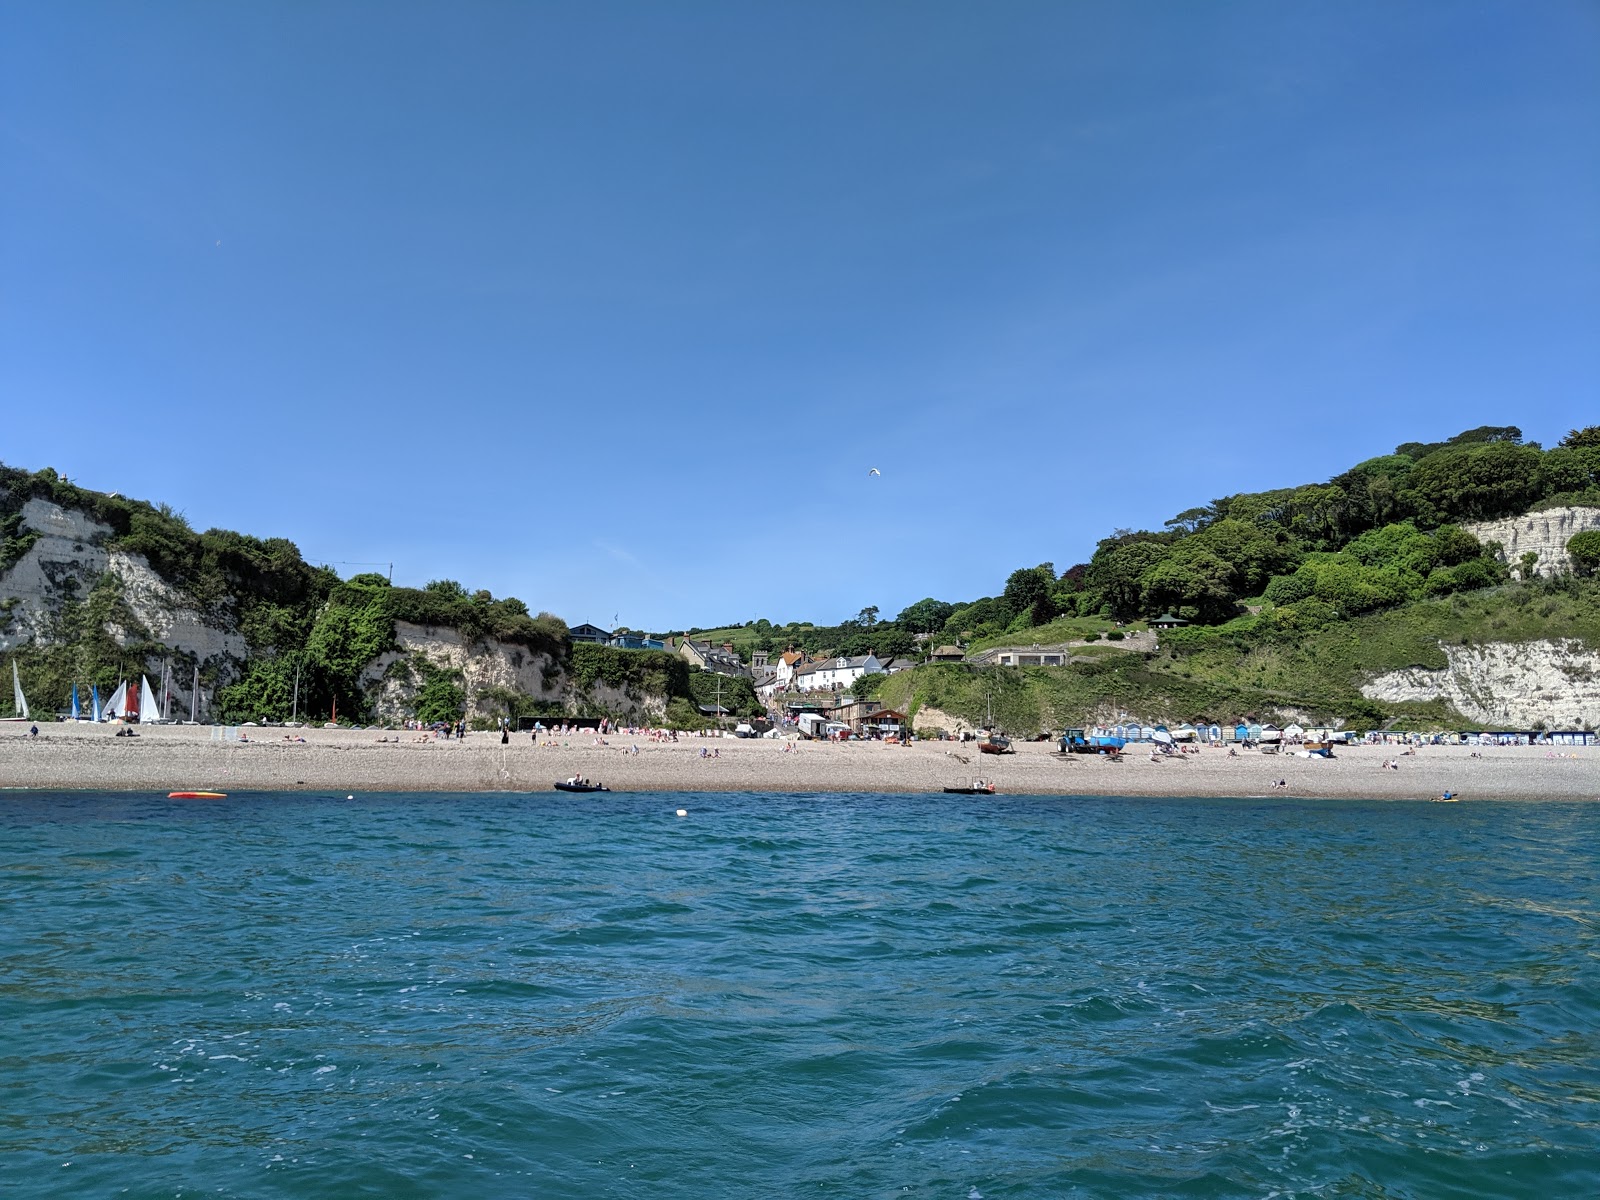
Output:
[{"xmin": 793, "ymin": 654, "xmax": 884, "ymax": 693}]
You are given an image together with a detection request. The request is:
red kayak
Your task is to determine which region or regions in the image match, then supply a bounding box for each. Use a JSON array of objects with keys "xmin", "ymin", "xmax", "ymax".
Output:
[{"xmin": 168, "ymin": 791, "xmax": 227, "ymax": 799}]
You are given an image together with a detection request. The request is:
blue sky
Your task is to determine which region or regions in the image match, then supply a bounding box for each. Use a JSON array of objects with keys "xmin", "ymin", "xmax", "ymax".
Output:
[{"xmin": 4, "ymin": 2, "xmax": 1595, "ymax": 631}]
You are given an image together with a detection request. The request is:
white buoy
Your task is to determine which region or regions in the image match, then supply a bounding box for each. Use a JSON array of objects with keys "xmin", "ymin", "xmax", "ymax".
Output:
[
  {"xmin": 347, "ymin": 794, "xmax": 354, "ymax": 800},
  {"xmin": 675, "ymin": 808, "xmax": 688, "ymax": 817}
]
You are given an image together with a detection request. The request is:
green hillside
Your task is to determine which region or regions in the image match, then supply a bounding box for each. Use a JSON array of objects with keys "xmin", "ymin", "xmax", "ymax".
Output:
[
  {"xmin": 7, "ymin": 422, "xmax": 1599, "ymax": 731},
  {"xmin": 873, "ymin": 575, "xmax": 1600, "ymax": 735}
]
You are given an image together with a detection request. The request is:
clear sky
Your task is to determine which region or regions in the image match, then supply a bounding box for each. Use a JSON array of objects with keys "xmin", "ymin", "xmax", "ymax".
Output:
[{"xmin": 4, "ymin": 2, "xmax": 1596, "ymax": 631}]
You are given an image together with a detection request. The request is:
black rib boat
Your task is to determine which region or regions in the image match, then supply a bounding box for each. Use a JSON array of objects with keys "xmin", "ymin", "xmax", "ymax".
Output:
[{"xmin": 554, "ymin": 780, "xmax": 611, "ymax": 793}]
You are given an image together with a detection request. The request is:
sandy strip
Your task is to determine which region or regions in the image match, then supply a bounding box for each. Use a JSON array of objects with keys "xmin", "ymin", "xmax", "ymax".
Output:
[{"xmin": 0, "ymin": 723, "xmax": 1595, "ymax": 800}]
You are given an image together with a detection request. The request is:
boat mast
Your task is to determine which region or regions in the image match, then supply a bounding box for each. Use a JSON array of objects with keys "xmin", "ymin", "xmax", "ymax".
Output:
[{"xmin": 190, "ymin": 666, "xmax": 199, "ymax": 724}]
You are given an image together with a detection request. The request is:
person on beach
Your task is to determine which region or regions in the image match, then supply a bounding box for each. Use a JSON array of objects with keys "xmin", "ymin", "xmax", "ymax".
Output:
[{"xmin": 501, "ymin": 727, "xmax": 509, "ymax": 745}]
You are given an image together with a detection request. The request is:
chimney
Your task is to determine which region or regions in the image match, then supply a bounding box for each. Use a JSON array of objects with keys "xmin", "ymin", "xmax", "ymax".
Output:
[{"xmin": 723, "ymin": 642, "xmax": 735, "ymax": 655}]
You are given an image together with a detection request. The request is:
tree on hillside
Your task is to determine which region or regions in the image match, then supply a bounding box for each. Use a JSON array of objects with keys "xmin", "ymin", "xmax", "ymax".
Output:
[
  {"xmin": 1139, "ymin": 552, "xmax": 1235, "ymax": 623},
  {"xmin": 897, "ymin": 597, "xmax": 955, "ymax": 633},
  {"xmin": 1164, "ymin": 506, "xmax": 1218, "ymax": 534},
  {"xmin": 1330, "ymin": 455, "xmax": 1414, "ymax": 531},
  {"xmin": 1002, "ymin": 564, "xmax": 1058, "ymax": 625},
  {"xmin": 1084, "ymin": 538, "xmax": 1172, "ymax": 620},
  {"xmin": 1569, "ymin": 531, "xmax": 1600, "ymax": 577},
  {"xmin": 1560, "ymin": 427, "xmax": 1600, "ymax": 451},
  {"xmin": 1400, "ymin": 441, "xmax": 1544, "ymax": 524},
  {"xmin": 1396, "ymin": 425, "xmax": 1524, "ymax": 460}
]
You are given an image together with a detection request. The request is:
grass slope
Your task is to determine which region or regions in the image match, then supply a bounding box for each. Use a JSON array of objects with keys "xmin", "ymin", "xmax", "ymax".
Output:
[{"xmin": 880, "ymin": 577, "xmax": 1600, "ymax": 735}]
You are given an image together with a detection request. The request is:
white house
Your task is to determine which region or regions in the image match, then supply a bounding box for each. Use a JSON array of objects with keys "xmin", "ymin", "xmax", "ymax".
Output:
[
  {"xmin": 792, "ymin": 654, "xmax": 884, "ymax": 693},
  {"xmin": 754, "ymin": 669, "xmax": 783, "ymax": 705}
]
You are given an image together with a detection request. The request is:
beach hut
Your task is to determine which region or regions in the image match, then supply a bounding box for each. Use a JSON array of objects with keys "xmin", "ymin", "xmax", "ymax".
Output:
[{"xmin": 1209, "ymin": 723, "xmax": 1223, "ymax": 743}]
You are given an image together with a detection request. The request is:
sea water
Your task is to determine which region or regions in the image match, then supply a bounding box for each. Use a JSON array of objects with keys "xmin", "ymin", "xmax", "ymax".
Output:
[{"xmin": 1, "ymin": 791, "xmax": 1596, "ymax": 1198}]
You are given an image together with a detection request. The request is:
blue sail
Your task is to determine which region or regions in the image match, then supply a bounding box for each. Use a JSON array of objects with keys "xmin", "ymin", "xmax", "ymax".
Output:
[
  {"xmin": 71, "ymin": 684, "xmax": 80, "ymax": 721},
  {"xmin": 91, "ymin": 683, "xmax": 101, "ymax": 723}
]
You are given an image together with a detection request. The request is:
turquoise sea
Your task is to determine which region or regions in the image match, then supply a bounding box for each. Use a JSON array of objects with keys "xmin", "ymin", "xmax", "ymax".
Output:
[{"xmin": 1, "ymin": 791, "xmax": 1596, "ymax": 1198}]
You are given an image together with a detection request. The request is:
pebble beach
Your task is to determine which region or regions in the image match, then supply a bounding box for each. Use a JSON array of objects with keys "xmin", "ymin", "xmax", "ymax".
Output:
[{"xmin": 2, "ymin": 722, "xmax": 1594, "ymax": 800}]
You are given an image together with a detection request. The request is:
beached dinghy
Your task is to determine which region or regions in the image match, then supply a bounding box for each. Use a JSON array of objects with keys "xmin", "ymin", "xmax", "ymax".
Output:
[{"xmin": 942, "ymin": 779, "xmax": 996, "ymax": 794}]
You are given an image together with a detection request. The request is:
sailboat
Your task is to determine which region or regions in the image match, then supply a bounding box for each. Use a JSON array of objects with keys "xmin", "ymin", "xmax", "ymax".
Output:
[
  {"xmin": 71, "ymin": 683, "xmax": 81, "ymax": 722},
  {"xmin": 978, "ymin": 689, "xmax": 1012, "ymax": 755},
  {"xmin": 92, "ymin": 682, "xmax": 102, "ymax": 723},
  {"xmin": 2, "ymin": 660, "xmax": 29, "ymax": 722},
  {"xmin": 103, "ymin": 680, "xmax": 129, "ymax": 722},
  {"xmin": 138, "ymin": 676, "xmax": 161, "ymax": 724},
  {"xmin": 284, "ymin": 659, "xmax": 303, "ymax": 727}
]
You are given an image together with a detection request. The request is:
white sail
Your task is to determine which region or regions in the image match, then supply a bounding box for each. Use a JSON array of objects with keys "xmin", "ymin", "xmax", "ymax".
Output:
[
  {"xmin": 139, "ymin": 676, "xmax": 161, "ymax": 724},
  {"xmin": 104, "ymin": 680, "xmax": 128, "ymax": 722},
  {"xmin": 11, "ymin": 661, "xmax": 28, "ymax": 720}
]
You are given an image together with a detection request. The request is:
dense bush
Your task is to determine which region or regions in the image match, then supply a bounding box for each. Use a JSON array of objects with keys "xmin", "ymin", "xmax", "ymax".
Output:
[{"xmin": 1569, "ymin": 530, "xmax": 1600, "ymax": 577}]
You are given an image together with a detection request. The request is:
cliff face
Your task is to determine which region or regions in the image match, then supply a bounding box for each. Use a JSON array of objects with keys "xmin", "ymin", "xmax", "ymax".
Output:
[
  {"xmin": 0, "ymin": 496, "xmax": 684, "ymax": 724},
  {"xmin": 1362, "ymin": 639, "xmax": 1600, "ymax": 729},
  {"xmin": 361, "ymin": 621, "xmax": 564, "ymax": 722},
  {"xmin": 1, "ymin": 499, "xmax": 246, "ymax": 713},
  {"xmin": 1465, "ymin": 506, "xmax": 1600, "ymax": 578}
]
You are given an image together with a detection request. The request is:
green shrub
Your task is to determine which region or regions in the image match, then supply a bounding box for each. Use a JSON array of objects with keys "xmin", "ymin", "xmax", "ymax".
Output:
[{"xmin": 1569, "ymin": 530, "xmax": 1600, "ymax": 577}]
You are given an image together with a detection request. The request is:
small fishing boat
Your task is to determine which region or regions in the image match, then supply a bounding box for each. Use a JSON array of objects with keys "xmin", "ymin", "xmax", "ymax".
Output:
[
  {"xmin": 978, "ymin": 733, "xmax": 1012, "ymax": 755},
  {"xmin": 942, "ymin": 778, "xmax": 995, "ymax": 795},
  {"xmin": 554, "ymin": 779, "xmax": 611, "ymax": 793}
]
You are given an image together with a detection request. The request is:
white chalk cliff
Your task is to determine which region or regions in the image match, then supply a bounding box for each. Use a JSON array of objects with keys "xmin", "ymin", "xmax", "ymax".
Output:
[
  {"xmin": 1, "ymin": 499, "xmax": 246, "ymax": 713},
  {"xmin": 1465, "ymin": 506, "xmax": 1600, "ymax": 578},
  {"xmin": 1362, "ymin": 639, "xmax": 1600, "ymax": 729}
]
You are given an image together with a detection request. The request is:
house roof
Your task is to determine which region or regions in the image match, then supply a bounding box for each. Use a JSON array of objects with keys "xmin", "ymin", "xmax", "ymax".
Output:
[{"xmin": 929, "ymin": 645, "xmax": 964, "ymax": 657}]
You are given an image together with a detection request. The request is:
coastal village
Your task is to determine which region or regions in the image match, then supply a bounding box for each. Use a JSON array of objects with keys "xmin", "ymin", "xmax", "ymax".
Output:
[{"xmin": 556, "ymin": 621, "xmax": 1597, "ymax": 750}]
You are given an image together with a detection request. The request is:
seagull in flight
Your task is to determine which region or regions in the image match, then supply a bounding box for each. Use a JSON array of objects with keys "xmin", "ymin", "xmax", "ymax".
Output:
[{"xmin": 868, "ymin": 468, "xmax": 880, "ymax": 476}]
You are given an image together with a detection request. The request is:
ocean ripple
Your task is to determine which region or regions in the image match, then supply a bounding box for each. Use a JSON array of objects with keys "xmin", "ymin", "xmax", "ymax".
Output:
[{"xmin": 1, "ymin": 790, "xmax": 1596, "ymax": 1198}]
